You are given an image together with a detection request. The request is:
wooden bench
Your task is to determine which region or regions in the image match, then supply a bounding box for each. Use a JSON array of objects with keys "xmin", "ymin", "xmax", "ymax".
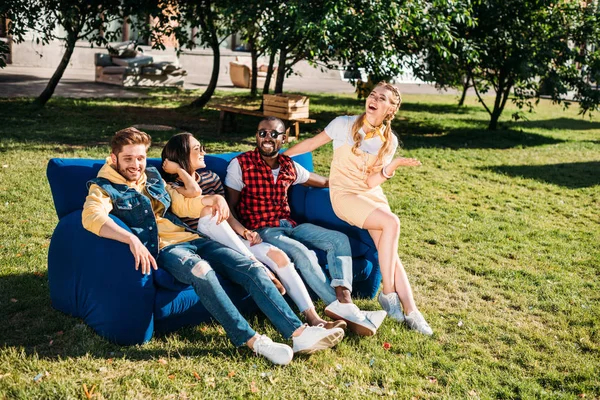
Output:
[{"xmin": 212, "ymin": 104, "xmax": 316, "ymax": 140}]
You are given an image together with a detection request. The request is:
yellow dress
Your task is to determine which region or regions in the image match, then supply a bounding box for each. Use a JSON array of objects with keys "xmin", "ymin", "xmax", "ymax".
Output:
[{"xmin": 329, "ymin": 143, "xmax": 390, "ymax": 229}]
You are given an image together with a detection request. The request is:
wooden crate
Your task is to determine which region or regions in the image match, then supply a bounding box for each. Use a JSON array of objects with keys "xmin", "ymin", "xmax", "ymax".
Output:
[{"xmin": 263, "ymin": 94, "xmax": 309, "ymax": 119}]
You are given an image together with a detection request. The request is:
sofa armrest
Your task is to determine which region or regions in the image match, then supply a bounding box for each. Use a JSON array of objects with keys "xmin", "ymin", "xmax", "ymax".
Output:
[
  {"xmin": 301, "ymin": 187, "xmax": 381, "ymax": 298},
  {"xmin": 48, "ymin": 211, "xmax": 156, "ymax": 345},
  {"xmin": 303, "ymin": 187, "xmax": 376, "ymax": 250}
]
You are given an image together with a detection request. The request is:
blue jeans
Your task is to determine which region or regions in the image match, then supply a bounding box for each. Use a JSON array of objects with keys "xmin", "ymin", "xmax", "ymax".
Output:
[
  {"xmin": 158, "ymin": 237, "xmax": 303, "ymax": 346},
  {"xmin": 257, "ymin": 221, "xmax": 353, "ymax": 305}
]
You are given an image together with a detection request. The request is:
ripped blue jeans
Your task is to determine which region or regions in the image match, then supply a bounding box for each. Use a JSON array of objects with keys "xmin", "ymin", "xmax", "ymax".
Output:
[
  {"xmin": 158, "ymin": 237, "xmax": 302, "ymax": 346},
  {"xmin": 257, "ymin": 221, "xmax": 353, "ymax": 305}
]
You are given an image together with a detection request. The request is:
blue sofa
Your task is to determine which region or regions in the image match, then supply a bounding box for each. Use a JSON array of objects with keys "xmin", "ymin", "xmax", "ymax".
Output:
[{"xmin": 46, "ymin": 152, "xmax": 381, "ymax": 345}]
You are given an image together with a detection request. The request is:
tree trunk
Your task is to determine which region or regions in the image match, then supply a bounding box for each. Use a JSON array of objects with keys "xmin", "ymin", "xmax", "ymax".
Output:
[
  {"xmin": 274, "ymin": 46, "xmax": 287, "ymax": 94},
  {"xmin": 488, "ymin": 82, "xmax": 512, "ymax": 130},
  {"xmin": 249, "ymin": 36, "xmax": 258, "ymax": 97},
  {"xmin": 33, "ymin": 32, "xmax": 78, "ymax": 107},
  {"xmin": 458, "ymin": 73, "xmax": 470, "ymax": 107},
  {"xmin": 260, "ymin": 51, "xmax": 277, "ymax": 110},
  {"xmin": 191, "ymin": 10, "xmax": 219, "ymax": 108}
]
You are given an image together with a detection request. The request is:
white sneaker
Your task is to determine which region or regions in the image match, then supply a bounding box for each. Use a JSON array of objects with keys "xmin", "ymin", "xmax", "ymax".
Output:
[
  {"xmin": 405, "ymin": 311, "xmax": 433, "ymax": 336},
  {"xmin": 292, "ymin": 324, "xmax": 345, "ymax": 354},
  {"xmin": 252, "ymin": 334, "xmax": 294, "ymax": 365},
  {"xmin": 363, "ymin": 310, "xmax": 388, "ymax": 329},
  {"xmin": 378, "ymin": 292, "xmax": 405, "ymax": 322},
  {"xmin": 325, "ymin": 300, "xmax": 378, "ymax": 336}
]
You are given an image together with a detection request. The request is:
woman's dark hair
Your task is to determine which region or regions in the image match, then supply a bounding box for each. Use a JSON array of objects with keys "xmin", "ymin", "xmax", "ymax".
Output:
[{"xmin": 161, "ymin": 132, "xmax": 194, "ymax": 180}]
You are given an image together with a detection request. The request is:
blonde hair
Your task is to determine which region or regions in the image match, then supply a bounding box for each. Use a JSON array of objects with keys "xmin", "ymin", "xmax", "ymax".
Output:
[
  {"xmin": 351, "ymin": 82, "xmax": 402, "ymax": 172},
  {"xmin": 111, "ymin": 127, "xmax": 152, "ymax": 155}
]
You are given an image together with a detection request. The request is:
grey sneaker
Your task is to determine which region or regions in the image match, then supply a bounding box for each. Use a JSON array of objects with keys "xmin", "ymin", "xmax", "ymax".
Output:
[
  {"xmin": 378, "ymin": 292, "xmax": 405, "ymax": 322},
  {"xmin": 405, "ymin": 310, "xmax": 433, "ymax": 336},
  {"xmin": 253, "ymin": 335, "xmax": 294, "ymax": 365}
]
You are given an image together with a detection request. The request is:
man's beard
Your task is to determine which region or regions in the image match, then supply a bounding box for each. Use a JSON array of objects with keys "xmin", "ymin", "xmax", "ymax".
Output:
[
  {"xmin": 258, "ymin": 142, "xmax": 278, "ymax": 157},
  {"xmin": 115, "ymin": 160, "xmax": 143, "ymax": 182}
]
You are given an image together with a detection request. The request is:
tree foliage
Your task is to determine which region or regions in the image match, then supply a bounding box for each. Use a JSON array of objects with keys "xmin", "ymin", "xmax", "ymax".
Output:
[{"xmin": 422, "ymin": 0, "xmax": 600, "ymax": 130}]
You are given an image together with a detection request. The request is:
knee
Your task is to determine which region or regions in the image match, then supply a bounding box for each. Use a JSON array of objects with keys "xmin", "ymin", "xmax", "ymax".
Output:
[
  {"xmin": 200, "ymin": 206, "xmax": 213, "ymax": 218},
  {"xmin": 266, "ymin": 248, "xmax": 290, "ymax": 268},
  {"xmin": 191, "ymin": 261, "xmax": 212, "ymax": 277},
  {"xmin": 383, "ymin": 214, "xmax": 401, "ymax": 233}
]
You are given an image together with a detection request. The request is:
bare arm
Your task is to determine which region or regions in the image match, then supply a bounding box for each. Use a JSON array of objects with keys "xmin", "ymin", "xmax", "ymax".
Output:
[
  {"xmin": 303, "ymin": 172, "xmax": 329, "ymax": 188},
  {"xmin": 162, "ymin": 159, "xmax": 201, "ymax": 198},
  {"xmin": 227, "ymin": 215, "xmax": 262, "ymax": 245},
  {"xmin": 225, "ymin": 186, "xmax": 242, "ymax": 220},
  {"xmin": 284, "ymin": 131, "xmax": 332, "ymax": 156},
  {"xmin": 365, "ymin": 157, "xmax": 422, "ymax": 188}
]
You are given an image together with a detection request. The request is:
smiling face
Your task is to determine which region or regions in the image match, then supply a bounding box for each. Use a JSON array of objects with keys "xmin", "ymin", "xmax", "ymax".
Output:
[
  {"xmin": 111, "ymin": 144, "xmax": 147, "ymax": 182},
  {"xmin": 256, "ymin": 119, "xmax": 286, "ymax": 158},
  {"xmin": 188, "ymin": 136, "xmax": 206, "ymax": 170},
  {"xmin": 365, "ymin": 85, "xmax": 399, "ymax": 125}
]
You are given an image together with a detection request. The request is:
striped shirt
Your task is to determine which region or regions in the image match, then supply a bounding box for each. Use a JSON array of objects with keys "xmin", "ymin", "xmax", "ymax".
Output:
[{"xmin": 169, "ymin": 169, "xmax": 224, "ymax": 230}]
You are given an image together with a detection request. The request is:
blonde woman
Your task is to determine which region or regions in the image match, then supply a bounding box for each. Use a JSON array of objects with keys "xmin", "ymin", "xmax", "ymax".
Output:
[{"xmin": 284, "ymin": 82, "xmax": 432, "ymax": 335}]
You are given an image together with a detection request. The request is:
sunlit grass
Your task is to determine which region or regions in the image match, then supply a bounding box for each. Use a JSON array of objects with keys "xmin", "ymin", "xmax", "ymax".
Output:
[{"xmin": 0, "ymin": 91, "xmax": 598, "ymax": 399}]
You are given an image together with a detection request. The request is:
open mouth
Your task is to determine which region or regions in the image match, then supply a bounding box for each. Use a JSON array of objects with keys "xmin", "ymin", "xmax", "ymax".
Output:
[
  {"xmin": 262, "ymin": 142, "xmax": 275, "ymax": 150},
  {"xmin": 368, "ymin": 103, "xmax": 378, "ymax": 111}
]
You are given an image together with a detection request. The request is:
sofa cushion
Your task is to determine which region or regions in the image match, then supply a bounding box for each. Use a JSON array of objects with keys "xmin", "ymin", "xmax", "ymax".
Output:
[
  {"xmin": 151, "ymin": 62, "xmax": 179, "ymax": 72},
  {"xmin": 95, "ymin": 53, "xmax": 113, "ymax": 67},
  {"xmin": 102, "ymin": 66, "xmax": 141, "ymax": 75},
  {"xmin": 153, "ymin": 267, "xmax": 191, "ymax": 292},
  {"xmin": 112, "ymin": 55, "xmax": 154, "ymax": 68},
  {"xmin": 141, "ymin": 66, "xmax": 165, "ymax": 76}
]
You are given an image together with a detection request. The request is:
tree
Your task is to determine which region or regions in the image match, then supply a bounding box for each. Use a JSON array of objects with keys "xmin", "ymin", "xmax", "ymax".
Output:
[
  {"xmin": 7, "ymin": 0, "xmax": 129, "ymax": 106},
  {"xmin": 422, "ymin": 0, "xmax": 600, "ymax": 130},
  {"xmin": 1, "ymin": 1, "xmax": 33, "ymax": 69},
  {"xmin": 149, "ymin": 0, "xmax": 235, "ymax": 108},
  {"xmin": 319, "ymin": 1, "xmax": 474, "ymax": 97},
  {"xmin": 227, "ymin": 1, "xmax": 276, "ymax": 96}
]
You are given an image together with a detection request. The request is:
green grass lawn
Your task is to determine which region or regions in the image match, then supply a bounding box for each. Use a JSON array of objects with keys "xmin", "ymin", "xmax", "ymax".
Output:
[{"xmin": 0, "ymin": 89, "xmax": 598, "ymax": 399}]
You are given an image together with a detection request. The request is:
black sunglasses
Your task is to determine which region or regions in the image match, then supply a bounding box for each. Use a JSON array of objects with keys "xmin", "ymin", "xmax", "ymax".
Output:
[{"xmin": 257, "ymin": 129, "xmax": 284, "ymax": 139}]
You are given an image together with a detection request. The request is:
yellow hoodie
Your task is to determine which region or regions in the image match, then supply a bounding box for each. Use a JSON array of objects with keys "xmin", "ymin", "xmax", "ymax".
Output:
[{"xmin": 82, "ymin": 157, "xmax": 206, "ymax": 249}]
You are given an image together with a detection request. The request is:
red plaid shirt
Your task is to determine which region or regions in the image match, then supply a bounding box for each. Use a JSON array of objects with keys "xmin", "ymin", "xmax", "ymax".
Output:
[{"xmin": 236, "ymin": 149, "xmax": 297, "ymax": 230}]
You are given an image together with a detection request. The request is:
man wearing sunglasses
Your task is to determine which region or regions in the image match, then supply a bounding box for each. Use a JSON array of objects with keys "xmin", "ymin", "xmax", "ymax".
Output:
[{"xmin": 225, "ymin": 117, "xmax": 385, "ymax": 336}]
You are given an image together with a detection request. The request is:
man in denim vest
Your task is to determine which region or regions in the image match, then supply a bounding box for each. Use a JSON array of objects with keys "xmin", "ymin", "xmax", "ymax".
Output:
[
  {"xmin": 226, "ymin": 117, "xmax": 386, "ymax": 336},
  {"xmin": 82, "ymin": 127, "xmax": 344, "ymax": 365}
]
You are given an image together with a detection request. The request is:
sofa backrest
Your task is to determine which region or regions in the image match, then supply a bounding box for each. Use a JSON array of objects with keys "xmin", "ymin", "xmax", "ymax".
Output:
[{"xmin": 47, "ymin": 151, "xmax": 314, "ymax": 220}]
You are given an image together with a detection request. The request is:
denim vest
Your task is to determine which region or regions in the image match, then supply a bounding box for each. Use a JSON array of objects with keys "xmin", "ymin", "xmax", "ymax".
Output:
[{"xmin": 87, "ymin": 166, "xmax": 193, "ymax": 258}]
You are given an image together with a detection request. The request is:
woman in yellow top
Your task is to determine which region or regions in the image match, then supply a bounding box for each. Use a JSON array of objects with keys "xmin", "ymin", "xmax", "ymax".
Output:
[{"xmin": 284, "ymin": 82, "xmax": 432, "ymax": 335}]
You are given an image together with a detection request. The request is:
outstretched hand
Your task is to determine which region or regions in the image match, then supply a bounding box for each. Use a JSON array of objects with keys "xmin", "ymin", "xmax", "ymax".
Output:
[{"xmin": 128, "ymin": 235, "xmax": 158, "ymax": 275}]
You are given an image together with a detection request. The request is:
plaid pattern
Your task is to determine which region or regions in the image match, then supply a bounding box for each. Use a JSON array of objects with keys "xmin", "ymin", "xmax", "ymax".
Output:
[
  {"xmin": 170, "ymin": 170, "xmax": 225, "ymax": 230},
  {"xmin": 237, "ymin": 149, "xmax": 297, "ymax": 230}
]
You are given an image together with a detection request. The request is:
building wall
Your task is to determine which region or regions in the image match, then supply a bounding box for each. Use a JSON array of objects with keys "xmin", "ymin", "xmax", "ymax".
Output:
[{"xmin": 8, "ymin": 39, "xmax": 342, "ymax": 81}]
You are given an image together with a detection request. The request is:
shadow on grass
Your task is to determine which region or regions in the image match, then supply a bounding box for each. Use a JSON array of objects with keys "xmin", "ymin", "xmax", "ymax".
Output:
[
  {"xmin": 0, "ymin": 96, "xmax": 567, "ymax": 151},
  {"xmin": 400, "ymin": 101, "xmax": 481, "ymax": 115},
  {"xmin": 509, "ymin": 117, "xmax": 600, "ymax": 131},
  {"xmin": 482, "ymin": 161, "xmax": 600, "ymax": 188},
  {"xmin": 0, "ymin": 272, "xmax": 267, "ymax": 361},
  {"xmin": 400, "ymin": 126, "xmax": 565, "ymax": 150}
]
